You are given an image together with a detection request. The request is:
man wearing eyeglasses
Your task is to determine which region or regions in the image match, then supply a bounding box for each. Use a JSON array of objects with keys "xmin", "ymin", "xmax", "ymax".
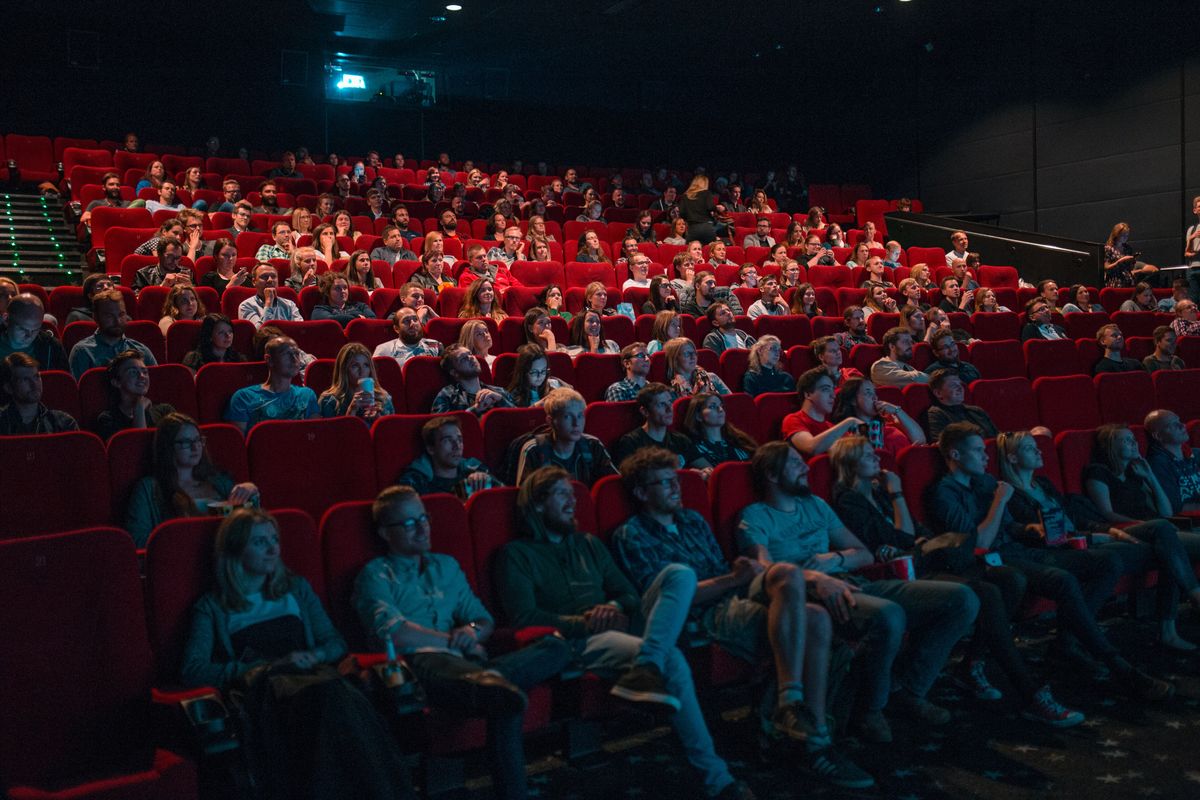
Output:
[
  {"xmin": 354, "ymin": 485, "xmax": 572, "ymax": 800},
  {"xmin": 486, "ymin": 226, "xmax": 526, "ymax": 267},
  {"xmin": 226, "ymin": 201, "xmax": 256, "ymax": 239},
  {"xmin": 605, "ymin": 342, "xmax": 652, "ymax": 402}
]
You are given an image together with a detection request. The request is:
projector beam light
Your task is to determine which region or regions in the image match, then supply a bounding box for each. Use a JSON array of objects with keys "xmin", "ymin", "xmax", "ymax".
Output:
[{"xmin": 336, "ymin": 74, "xmax": 366, "ymax": 89}]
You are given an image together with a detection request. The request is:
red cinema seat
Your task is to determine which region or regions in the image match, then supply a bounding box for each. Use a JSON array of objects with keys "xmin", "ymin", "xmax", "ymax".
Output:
[
  {"xmin": 978, "ymin": 265, "xmax": 1019, "ymax": 289},
  {"xmin": 371, "ymin": 412, "xmax": 482, "ymax": 489},
  {"xmin": 0, "ymin": 528, "xmax": 198, "ymax": 799},
  {"xmin": 270, "ymin": 319, "xmax": 348, "ymax": 359},
  {"xmin": 1094, "ymin": 371, "xmax": 1155, "ymax": 425},
  {"xmin": 89, "ymin": 207, "xmax": 154, "ymax": 251},
  {"xmin": 970, "ymin": 312, "xmax": 1021, "ymax": 342},
  {"xmin": 600, "ymin": 314, "xmax": 635, "ymax": 347},
  {"xmin": 1152, "ymin": 369, "xmax": 1200, "ymax": 421},
  {"xmin": 565, "ymin": 262, "xmax": 616, "ymax": 288},
  {"xmin": 572, "ymin": 353, "xmax": 625, "ymax": 402},
  {"xmin": 1034, "ymin": 375, "xmax": 1101, "ymax": 432},
  {"xmin": 248, "ymin": 418, "xmax": 377, "ymax": 518},
  {"xmin": 39, "ymin": 370, "xmax": 82, "ymax": 421},
  {"xmin": 1024, "ymin": 338, "xmax": 1082, "ymax": 378},
  {"xmin": 718, "ymin": 349, "xmax": 751, "ymax": 391},
  {"xmin": 754, "ymin": 392, "xmax": 801, "ymax": 443},
  {"xmin": 1055, "ymin": 429, "xmax": 1099, "ymax": 495},
  {"xmin": 0, "ymin": 432, "xmax": 110, "ymax": 538},
  {"xmin": 5, "ymin": 133, "xmax": 58, "ymax": 183},
  {"xmin": 1109, "ymin": 312, "xmax": 1161, "ymax": 338},
  {"xmin": 897, "ymin": 444, "xmax": 945, "ymax": 525},
  {"xmin": 708, "ymin": 461, "xmax": 756, "ymax": 559},
  {"xmin": 849, "ymin": 343, "xmax": 884, "ymax": 376},
  {"xmin": 968, "ymin": 378, "xmax": 1041, "ymax": 433},
  {"xmin": 510, "ymin": 261, "xmax": 565, "ymax": 287},
  {"xmin": 1063, "ymin": 311, "xmax": 1110, "ymax": 341},
  {"xmin": 753, "ymin": 315, "xmax": 812, "ymax": 349},
  {"xmin": 402, "ymin": 355, "xmax": 450, "ymax": 413},
  {"xmin": 968, "ymin": 339, "xmax": 1025, "ymax": 379},
  {"xmin": 345, "ymin": 318, "xmax": 396, "ymax": 353},
  {"xmin": 583, "ymin": 401, "xmax": 642, "ymax": 451},
  {"xmin": 902, "ymin": 383, "xmax": 934, "ymax": 427},
  {"xmin": 907, "ymin": 246, "xmax": 946, "ymax": 269},
  {"xmin": 145, "ymin": 510, "xmax": 323, "ymax": 694},
  {"xmin": 481, "ymin": 406, "xmax": 546, "ymax": 474},
  {"xmin": 195, "ymin": 361, "xmax": 268, "ymax": 423}
]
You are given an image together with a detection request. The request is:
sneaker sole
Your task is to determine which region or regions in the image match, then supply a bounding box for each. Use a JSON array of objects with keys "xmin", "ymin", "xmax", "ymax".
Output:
[
  {"xmin": 1021, "ymin": 710, "xmax": 1085, "ymax": 729},
  {"xmin": 803, "ymin": 757, "xmax": 875, "ymax": 790},
  {"xmin": 609, "ymin": 685, "xmax": 682, "ymax": 712}
]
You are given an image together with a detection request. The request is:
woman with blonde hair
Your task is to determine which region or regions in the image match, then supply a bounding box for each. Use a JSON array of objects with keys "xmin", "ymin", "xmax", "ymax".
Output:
[
  {"xmin": 743, "ymin": 335, "xmax": 794, "ymax": 396},
  {"xmin": 285, "ymin": 246, "xmax": 319, "ymax": 292},
  {"xmin": 458, "ymin": 278, "xmax": 506, "ymax": 322},
  {"xmin": 318, "ymin": 342, "xmax": 393, "ymax": 420},
  {"xmin": 158, "ymin": 283, "xmax": 205, "ymax": 336},
  {"xmin": 582, "ymin": 281, "xmax": 616, "ymax": 316},
  {"xmin": 1103, "ymin": 222, "xmax": 1158, "ymax": 287},
  {"xmin": 663, "ymin": 337, "xmax": 729, "ymax": 397},
  {"xmin": 458, "ymin": 319, "xmax": 497, "ymax": 367},
  {"xmin": 678, "ymin": 174, "xmax": 718, "ymax": 243},
  {"xmin": 908, "ymin": 263, "xmax": 935, "ymax": 290},
  {"xmin": 290, "ymin": 207, "xmax": 314, "ymax": 242},
  {"xmin": 662, "ymin": 217, "xmax": 689, "ymax": 246}
]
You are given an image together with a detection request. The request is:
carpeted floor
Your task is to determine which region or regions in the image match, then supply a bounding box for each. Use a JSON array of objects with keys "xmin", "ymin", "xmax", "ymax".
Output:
[{"xmin": 444, "ymin": 612, "xmax": 1200, "ymax": 800}]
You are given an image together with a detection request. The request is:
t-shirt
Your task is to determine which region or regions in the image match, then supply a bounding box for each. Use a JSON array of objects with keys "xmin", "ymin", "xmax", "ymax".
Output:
[
  {"xmin": 1146, "ymin": 444, "xmax": 1200, "ymax": 515},
  {"xmin": 1082, "ymin": 462, "xmax": 1157, "ymax": 520},
  {"xmin": 736, "ymin": 497, "xmax": 845, "ymax": 567},
  {"xmin": 225, "ymin": 384, "xmax": 320, "ymax": 428},
  {"xmin": 1092, "ymin": 357, "xmax": 1145, "ymax": 374},
  {"xmin": 781, "ymin": 409, "xmax": 831, "ymax": 441}
]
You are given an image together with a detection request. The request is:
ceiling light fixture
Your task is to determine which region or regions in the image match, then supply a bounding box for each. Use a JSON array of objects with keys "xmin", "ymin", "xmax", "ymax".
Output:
[{"xmin": 446, "ymin": 4, "xmax": 463, "ymax": 10}]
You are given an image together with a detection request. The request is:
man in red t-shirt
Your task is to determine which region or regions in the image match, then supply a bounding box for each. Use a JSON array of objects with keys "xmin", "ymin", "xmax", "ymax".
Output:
[{"xmin": 782, "ymin": 368, "xmax": 867, "ymax": 457}]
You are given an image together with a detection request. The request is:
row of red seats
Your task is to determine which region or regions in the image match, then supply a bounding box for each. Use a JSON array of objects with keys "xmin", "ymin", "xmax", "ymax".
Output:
[{"xmin": 12, "ymin": 368, "xmax": 1200, "ymax": 539}]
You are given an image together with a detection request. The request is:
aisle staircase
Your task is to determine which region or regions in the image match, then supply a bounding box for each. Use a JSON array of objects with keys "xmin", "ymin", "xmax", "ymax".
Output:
[{"xmin": 0, "ymin": 191, "xmax": 86, "ymax": 287}]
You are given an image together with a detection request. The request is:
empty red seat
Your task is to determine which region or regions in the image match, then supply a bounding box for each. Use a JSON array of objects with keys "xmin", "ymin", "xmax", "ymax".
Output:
[
  {"xmin": 753, "ymin": 315, "xmax": 812, "ymax": 349},
  {"xmin": 38, "ymin": 369, "xmax": 82, "ymax": 421},
  {"xmin": 401, "ymin": 355, "xmax": 450, "ymax": 413},
  {"xmin": 967, "ymin": 377, "xmax": 1040, "ymax": 433},
  {"xmin": 977, "ymin": 265, "xmax": 1019, "ymax": 289},
  {"xmin": 5, "ymin": 133, "xmax": 58, "ymax": 183},
  {"xmin": 1062, "ymin": 311, "xmax": 1110, "ymax": 341},
  {"xmin": 849, "ymin": 343, "xmax": 884, "ymax": 376},
  {"xmin": 906, "ymin": 246, "xmax": 946, "ymax": 269},
  {"xmin": 247, "ymin": 417, "xmax": 376, "ymax": 518},
  {"xmin": 1054, "ymin": 429, "xmax": 1099, "ymax": 495},
  {"xmin": 565, "ymin": 262, "xmax": 616, "ymax": 288},
  {"xmin": 753, "ymin": 391, "xmax": 800, "ymax": 443},
  {"xmin": 1024, "ymin": 338, "xmax": 1082, "ymax": 378},
  {"xmin": 970, "ymin": 312, "xmax": 1021, "ymax": 342},
  {"xmin": 1094, "ymin": 371, "xmax": 1155, "ymax": 425},
  {"xmin": 707, "ymin": 461, "xmax": 756, "ymax": 558},
  {"xmin": 270, "ymin": 319, "xmax": 348, "ymax": 359},
  {"xmin": 572, "ymin": 352, "xmax": 625, "ymax": 402},
  {"xmin": 480, "ymin": 406, "xmax": 546, "ymax": 473},
  {"xmin": 0, "ymin": 528, "xmax": 198, "ymax": 799},
  {"xmin": 1034, "ymin": 375, "xmax": 1101, "ymax": 432},
  {"xmin": 582, "ymin": 401, "xmax": 641, "ymax": 451},
  {"xmin": 968, "ymin": 339, "xmax": 1025, "ymax": 379},
  {"xmin": 1152, "ymin": 369, "xmax": 1200, "ymax": 421},
  {"xmin": 897, "ymin": 444, "xmax": 945, "ymax": 525},
  {"xmin": 0, "ymin": 432, "xmax": 110, "ymax": 538}
]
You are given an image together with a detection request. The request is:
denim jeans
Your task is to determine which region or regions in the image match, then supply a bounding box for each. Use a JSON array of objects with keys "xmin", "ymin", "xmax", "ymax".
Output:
[
  {"xmin": 1187, "ymin": 267, "xmax": 1200, "ymax": 304},
  {"xmin": 1101, "ymin": 522, "xmax": 1200, "ymax": 618},
  {"xmin": 841, "ymin": 578, "xmax": 979, "ymax": 712},
  {"xmin": 573, "ymin": 563, "xmax": 735, "ymax": 797},
  {"xmin": 408, "ymin": 635, "xmax": 573, "ymax": 800}
]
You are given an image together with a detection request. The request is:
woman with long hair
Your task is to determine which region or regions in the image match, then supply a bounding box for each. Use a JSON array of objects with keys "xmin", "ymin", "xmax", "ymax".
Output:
[
  {"xmin": 290, "ymin": 207, "xmax": 314, "ymax": 243},
  {"xmin": 567, "ymin": 310, "xmax": 619, "ymax": 355},
  {"xmin": 523, "ymin": 307, "xmax": 559, "ymax": 351},
  {"xmin": 846, "ymin": 242, "xmax": 872, "ymax": 269},
  {"xmin": 663, "ymin": 336, "xmax": 729, "ymax": 397},
  {"xmin": 677, "ymin": 175, "xmax": 718, "ymax": 243},
  {"xmin": 908, "ymin": 263, "xmax": 935, "ymax": 290},
  {"xmin": 973, "ymin": 288, "xmax": 1010, "ymax": 313},
  {"xmin": 681, "ymin": 392, "xmax": 757, "ymax": 465},
  {"xmin": 830, "ymin": 377, "xmax": 924, "ymax": 458},
  {"xmin": 748, "ymin": 189, "xmax": 772, "ymax": 215},
  {"xmin": 1103, "ymin": 222, "xmax": 1158, "ymax": 288},
  {"xmin": 861, "ymin": 285, "xmax": 898, "ymax": 320},
  {"xmin": 789, "ymin": 282, "xmax": 822, "ymax": 316},
  {"xmin": 506, "ymin": 343, "xmax": 570, "ymax": 407},
  {"xmin": 180, "ymin": 507, "xmax": 414, "ymax": 799},
  {"xmin": 647, "ymin": 310, "xmax": 681, "ymax": 355},
  {"xmin": 199, "ymin": 239, "xmax": 252, "ymax": 294},
  {"xmin": 333, "ymin": 210, "xmax": 361, "ymax": 242},
  {"xmin": 158, "ymin": 283, "xmax": 206, "ymax": 336},
  {"xmin": 662, "ymin": 217, "xmax": 689, "ymax": 246},
  {"xmin": 743, "ymin": 335, "xmax": 795, "ymax": 396},
  {"xmin": 135, "ymin": 160, "xmax": 166, "ymax": 192},
  {"xmin": 643, "ymin": 276, "xmax": 677, "ymax": 314},
  {"xmin": 529, "ymin": 239, "xmax": 553, "ymax": 262},
  {"xmin": 830, "ymin": 435, "xmax": 1085, "ymax": 728},
  {"xmin": 125, "ymin": 412, "xmax": 259, "ymax": 546},
  {"xmin": 900, "ymin": 305, "xmax": 928, "ymax": 340},
  {"xmin": 784, "ymin": 221, "xmax": 805, "ymax": 248},
  {"xmin": 318, "ymin": 342, "xmax": 393, "ymax": 420},
  {"xmin": 1117, "ymin": 283, "xmax": 1155, "ymax": 313},
  {"xmin": 343, "ymin": 249, "xmax": 383, "ymax": 291},
  {"xmin": 574, "ymin": 230, "xmax": 611, "ymax": 264},
  {"xmin": 183, "ymin": 313, "xmax": 247, "ymax": 372},
  {"xmin": 803, "ymin": 207, "xmax": 826, "ymax": 234},
  {"xmin": 458, "ymin": 319, "xmax": 497, "ymax": 367},
  {"xmin": 285, "ymin": 246, "xmax": 319, "ymax": 292},
  {"xmin": 312, "ymin": 223, "xmax": 347, "ymax": 264},
  {"xmin": 458, "ymin": 278, "xmax": 507, "ymax": 322},
  {"xmin": 537, "ymin": 283, "xmax": 571, "ymax": 322},
  {"xmin": 582, "ymin": 281, "xmax": 616, "ymax": 316}
]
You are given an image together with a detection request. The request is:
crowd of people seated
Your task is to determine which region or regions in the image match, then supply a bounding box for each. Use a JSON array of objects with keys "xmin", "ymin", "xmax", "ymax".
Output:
[{"xmin": 6, "ymin": 141, "xmax": 1200, "ymax": 800}]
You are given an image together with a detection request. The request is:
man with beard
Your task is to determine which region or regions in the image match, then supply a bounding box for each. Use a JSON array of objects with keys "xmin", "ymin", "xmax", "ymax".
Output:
[
  {"xmin": 373, "ymin": 307, "xmax": 443, "ymax": 367},
  {"xmin": 81, "ymin": 172, "xmax": 144, "ymax": 227}
]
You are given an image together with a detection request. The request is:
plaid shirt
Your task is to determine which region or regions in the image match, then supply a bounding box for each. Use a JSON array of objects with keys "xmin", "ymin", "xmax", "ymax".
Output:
[
  {"xmin": 612, "ymin": 509, "xmax": 729, "ymax": 597},
  {"xmin": 604, "ymin": 377, "xmax": 645, "ymax": 402},
  {"xmin": 430, "ymin": 381, "xmax": 514, "ymax": 415}
]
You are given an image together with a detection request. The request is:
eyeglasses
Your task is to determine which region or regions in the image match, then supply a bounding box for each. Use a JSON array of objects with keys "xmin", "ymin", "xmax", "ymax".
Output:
[
  {"xmin": 625, "ymin": 351, "xmax": 649, "ymax": 361},
  {"xmin": 528, "ymin": 368, "xmax": 549, "ymax": 377},
  {"xmin": 641, "ymin": 476, "xmax": 680, "ymax": 490},
  {"xmin": 380, "ymin": 513, "xmax": 430, "ymax": 533}
]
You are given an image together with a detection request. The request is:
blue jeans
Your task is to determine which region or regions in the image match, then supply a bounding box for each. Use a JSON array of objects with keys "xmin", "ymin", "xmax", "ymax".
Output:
[
  {"xmin": 1187, "ymin": 267, "xmax": 1200, "ymax": 304},
  {"xmin": 408, "ymin": 635, "xmax": 573, "ymax": 800},
  {"xmin": 841, "ymin": 578, "xmax": 979, "ymax": 712},
  {"xmin": 1104, "ymin": 521, "xmax": 1200, "ymax": 619},
  {"xmin": 573, "ymin": 563, "xmax": 735, "ymax": 797}
]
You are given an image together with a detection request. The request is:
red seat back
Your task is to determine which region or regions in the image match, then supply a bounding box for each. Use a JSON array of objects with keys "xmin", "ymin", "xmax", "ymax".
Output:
[
  {"xmin": 1024, "ymin": 338, "xmax": 1081, "ymax": 378},
  {"xmin": 969, "ymin": 312, "xmax": 1021, "ymax": 342},
  {"xmin": 967, "ymin": 377, "xmax": 1040, "ymax": 433},
  {"xmin": 1094, "ymin": 371, "xmax": 1154, "ymax": 425},
  {"xmin": 0, "ymin": 432, "xmax": 110, "ymax": 538},
  {"xmin": 1152, "ymin": 369, "xmax": 1200, "ymax": 421},
  {"xmin": 1034, "ymin": 375, "xmax": 1101, "ymax": 432},
  {"xmin": 247, "ymin": 418, "xmax": 377, "ymax": 518},
  {"xmin": 195, "ymin": 361, "xmax": 267, "ymax": 423}
]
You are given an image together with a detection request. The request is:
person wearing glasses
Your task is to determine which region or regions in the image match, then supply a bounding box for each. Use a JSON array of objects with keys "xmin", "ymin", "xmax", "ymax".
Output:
[
  {"xmin": 124, "ymin": 412, "xmax": 259, "ymax": 547},
  {"xmin": 486, "ymin": 226, "xmax": 527, "ymax": 266},
  {"xmin": 355, "ymin": 485, "xmax": 571, "ymax": 800},
  {"xmin": 605, "ymin": 342, "xmax": 652, "ymax": 401}
]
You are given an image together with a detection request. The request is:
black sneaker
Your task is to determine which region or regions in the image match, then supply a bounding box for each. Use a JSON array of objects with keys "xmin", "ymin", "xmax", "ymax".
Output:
[
  {"xmin": 803, "ymin": 746, "xmax": 875, "ymax": 790},
  {"xmin": 460, "ymin": 671, "xmax": 527, "ymax": 714},
  {"xmin": 1124, "ymin": 668, "xmax": 1175, "ymax": 701},
  {"xmin": 610, "ymin": 663, "xmax": 681, "ymax": 713}
]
